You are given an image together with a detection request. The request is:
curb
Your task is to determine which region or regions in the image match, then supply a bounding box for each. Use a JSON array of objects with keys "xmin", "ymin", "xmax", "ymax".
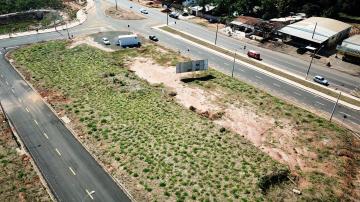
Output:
[
  {"xmin": 0, "ymin": 0, "xmax": 94, "ymax": 40},
  {"xmin": 155, "ymin": 25, "xmax": 360, "ymax": 111},
  {"xmin": 4, "ymin": 49, "xmax": 135, "ymax": 202},
  {"xmin": 0, "ymin": 103, "xmax": 57, "ymax": 202}
]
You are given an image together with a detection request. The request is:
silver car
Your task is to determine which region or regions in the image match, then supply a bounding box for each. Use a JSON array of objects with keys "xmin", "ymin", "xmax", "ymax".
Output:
[
  {"xmin": 313, "ymin": 75, "xmax": 329, "ymax": 86},
  {"xmin": 102, "ymin": 37, "xmax": 110, "ymax": 45}
]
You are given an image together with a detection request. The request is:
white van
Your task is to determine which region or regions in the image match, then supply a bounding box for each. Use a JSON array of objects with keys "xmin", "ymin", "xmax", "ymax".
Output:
[{"xmin": 117, "ymin": 34, "xmax": 141, "ymax": 48}]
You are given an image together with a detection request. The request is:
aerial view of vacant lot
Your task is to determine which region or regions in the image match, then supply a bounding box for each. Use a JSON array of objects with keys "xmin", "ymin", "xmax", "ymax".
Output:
[
  {"xmin": 0, "ymin": 111, "xmax": 50, "ymax": 201},
  {"xmin": 8, "ymin": 38, "xmax": 359, "ymax": 201}
]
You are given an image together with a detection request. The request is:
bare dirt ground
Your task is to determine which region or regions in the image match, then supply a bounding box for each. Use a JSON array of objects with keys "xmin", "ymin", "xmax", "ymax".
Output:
[
  {"xmin": 128, "ymin": 57, "xmax": 360, "ymax": 200},
  {"xmin": 68, "ymin": 35, "xmax": 115, "ymax": 52},
  {"xmin": 0, "ymin": 111, "xmax": 50, "ymax": 201},
  {"xmin": 105, "ymin": 6, "xmax": 145, "ymax": 20},
  {"xmin": 189, "ymin": 17, "xmax": 225, "ymax": 31}
]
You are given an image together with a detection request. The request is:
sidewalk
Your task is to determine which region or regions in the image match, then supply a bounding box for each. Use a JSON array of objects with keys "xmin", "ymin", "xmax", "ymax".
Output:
[{"xmin": 0, "ymin": 0, "xmax": 94, "ymax": 40}]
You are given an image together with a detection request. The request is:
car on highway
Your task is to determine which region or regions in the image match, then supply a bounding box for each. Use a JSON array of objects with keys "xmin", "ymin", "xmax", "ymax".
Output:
[
  {"xmin": 247, "ymin": 50, "xmax": 261, "ymax": 60},
  {"xmin": 102, "ymin": 37, "xmax": 110, "ymax": 45},
  {"xmin": 149, "ymin": 35, "xmax": 159, "ymax": 42},
  {"xmin": 313, "ymin": 75, "xmax": 329, "ymax": 86},
  {"xmin": 140, "ymin": 8, "xmax": 148, "ymax": 14},
  {"xmin": 169, "ymin": 12, "xmax": 179, "ymax": 19}
]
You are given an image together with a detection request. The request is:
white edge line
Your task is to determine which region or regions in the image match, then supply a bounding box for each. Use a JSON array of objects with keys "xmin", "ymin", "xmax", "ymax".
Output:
[
  {"xmin": 43, "ymin": 133, "xmax": 49, "ymax": 139},
  {"xmin": 34, "ymin": 119, "xmax": 38, "ymax": 125}
]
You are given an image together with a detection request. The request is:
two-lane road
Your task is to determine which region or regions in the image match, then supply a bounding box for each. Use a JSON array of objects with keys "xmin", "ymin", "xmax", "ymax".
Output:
[{"xmin": 0, "ymin": 52, "xmax": 131, "ymax": 201}]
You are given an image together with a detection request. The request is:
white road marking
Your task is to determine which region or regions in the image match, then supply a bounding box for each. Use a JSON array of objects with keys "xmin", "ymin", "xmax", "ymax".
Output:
[
  {"xmin": 18, "ymin": 98, "xmax": 22, "ymax": 103},
  {"xmin": 0, "ymin": 74, "xmax": 3, "ymax": 78},
  {"xmin": 293, "ymin": 92, "xmax": 302, "ymax": 96},
  {"xmin": 339, "ymin": 111, "xmax": 351, "ymax": 117},
  {"xmin": 255, "ymin": 76, "xmax": 262, "ymax": 80},
  {"xmin": 273, "ymin": 83, "xmax": 280, "ymax": 87},
  {"xmin": 69, "ymin": 167, "xmax": 76, "ymax": 176},
  {"xmin": 315, "ymin": 101, "xmax": 325, "ymax": 106},
  {"xmin": 34, "ymin": 120, "xmax": 38, "ymax": 125},
  {"xmin": 5, "ymin": 81, "xmax": 9, "ymax": 85},
  {"xmin": 239, "ymin": 69, "xmax": 245, "ymax": 72},
  {"xmin": 25, "ymin": 107, "xmax": 30, "ymax": 112},
  {"xmin": 11, "ymin": 88, "xmax": 15, "ymax": 93},
  {"xmin": 55, "ymin": 148, "xmax": 62, "ymax": 156},
  {"xmin": 86, "ymin": 189, "xmax": 95, "ymax": 200},
  {"xmin": 43, "ymin": 133, "xmax": 49, "ymax": 139},
  {"xmin": 224, "ymin": 62, "xmax": 230, "ymax": 66}
]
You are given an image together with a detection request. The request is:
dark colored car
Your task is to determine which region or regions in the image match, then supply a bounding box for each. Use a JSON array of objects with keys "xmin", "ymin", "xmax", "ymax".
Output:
[
  {"xmin": 208, "ymin": 18, "xmax": 218, "ymax": 23},
  {"xmin": 313, "ymin": 75, "xmax": 329, "ymax": 86},
  {"xmin": 296, "ymin": 47, "xmax": 307, "ymax": 54},
  {"xmin": 149, "ymin": 35, "xmax": 159, "ymax": 41}
]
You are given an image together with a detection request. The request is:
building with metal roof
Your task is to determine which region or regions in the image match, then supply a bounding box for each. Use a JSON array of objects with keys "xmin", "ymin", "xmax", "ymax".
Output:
[
  {"xmin": 337, "ymin": 35, "xmax": 360, "ymax": 63},
  {"xmin": 279, "ymin": 17, "xmax": 351, "ymax": 47}
]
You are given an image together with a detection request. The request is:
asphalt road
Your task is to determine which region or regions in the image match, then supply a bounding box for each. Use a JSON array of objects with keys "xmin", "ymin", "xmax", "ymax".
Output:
[
  {"xmin": 0, "ymin": 51, "xmax": 131, "ymax": 201},
  {"xmin": 0, "ymin": 0, "xmax": 359, "ymax": 201}
]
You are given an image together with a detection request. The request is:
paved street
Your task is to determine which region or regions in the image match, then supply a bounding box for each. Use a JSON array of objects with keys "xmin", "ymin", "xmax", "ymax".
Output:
[
  {"xmin": 0, "ymin": 52, "xmax": 131, "ymax": 201},
  {"xmin": 0, "ymin": 0, "xmax": 359, "ymax": 201}
]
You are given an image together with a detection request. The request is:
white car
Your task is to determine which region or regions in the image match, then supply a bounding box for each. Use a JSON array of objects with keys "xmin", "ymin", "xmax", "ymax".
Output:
[
  {"xmin": 102, "ymin": 37, "xmax": 110, "ymax": 45},
  {"xmin": 140, "ymin": 8, "xmax": 148, "ymax": 14}
]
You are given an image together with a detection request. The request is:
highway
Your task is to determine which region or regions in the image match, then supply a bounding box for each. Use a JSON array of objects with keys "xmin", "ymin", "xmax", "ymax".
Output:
[
  {"xmin": 0, "ymin": 51, "xmax": 131, "ymax": 201},
  {"xmin": 0, "ymin": 0, "xmax": 359, "ymax": 201}
]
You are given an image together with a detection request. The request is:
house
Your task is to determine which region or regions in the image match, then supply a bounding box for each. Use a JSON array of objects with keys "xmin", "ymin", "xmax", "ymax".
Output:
[
  {"xmin": 189, "ymin": 4, "xmax": 216, "ymax": 16},
  {"xmin": 337, "ymin": 35, "xmax": 360, "ymax": 64},
  {"xmin": 230, "ymin": 16, "xmax": 262, "ymax": 33},
  {"xmin": 278, "ymin": 17, "xmax": 351, "ymax": 48}
]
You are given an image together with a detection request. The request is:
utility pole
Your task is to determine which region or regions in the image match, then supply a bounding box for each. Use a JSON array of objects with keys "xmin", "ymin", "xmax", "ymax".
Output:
[
  {"xmin": 167, "ymin": 11, "xmax": 169, "ymax": 25},
  {"xmin": 329, "ymin": 92, "xmax": 341, "ymax": 122},
  {"xmin": 66, "ymin": 23, "xmax": 70, "ymax": 39},
  {"xmin": 115, "ymin": 0, "xmax": 118, "ymax": 10},
  {"xmin": 214, "ymin": 23, "xmax": 219, "ymax": 45},
  {"xmin": 312, "ymin": 22, "xmax": 317, "ymax": 39},
  {"xmin": 232, "ymin": 50, "xmax": 236, "ymax": 77},
  {"xmin": 305, "ymin": 45, "xmax": 324, "ymax": 79}
]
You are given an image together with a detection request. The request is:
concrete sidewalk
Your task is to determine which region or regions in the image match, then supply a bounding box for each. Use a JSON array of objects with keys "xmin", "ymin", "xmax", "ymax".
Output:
[{"xmin": 0, "ymin": 0, "xmax": 94, "ymax": 40}]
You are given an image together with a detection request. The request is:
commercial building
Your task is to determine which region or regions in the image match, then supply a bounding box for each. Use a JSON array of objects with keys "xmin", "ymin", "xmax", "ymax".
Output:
[
  {"xmin": 279, "ymin": 17, "xmax": 351, "ymax": 48},
  {"xmin": 337, "ymin": 35, "xmax": 360, "ymax": 64}
]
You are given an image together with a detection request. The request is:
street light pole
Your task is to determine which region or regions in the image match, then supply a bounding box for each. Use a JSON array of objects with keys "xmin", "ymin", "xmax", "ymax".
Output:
[
  {"xmin": 167, "ymin": 11, "xmax": 169, "ymax": 25},
  {"xmin": 232, "ymin": 50, "xmax": 236, "ymax": 77},
  {"xmin": 115, "ymin": 0, "xmax": 118, "ymax": 10},
  {"xmin": 214, "ymin": 23, "xmax": 219, "ymax": 45},
  {"xmin": 305, "ymin": 45, "xmax": 324, "ymax": 79},
  {"xmin": 329, "ymin": 91, "xmax": 341, "ymax": 122}
]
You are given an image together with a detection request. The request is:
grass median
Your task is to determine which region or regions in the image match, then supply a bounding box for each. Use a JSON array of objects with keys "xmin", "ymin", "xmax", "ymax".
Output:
[{"xmin": 159, "ymin": 26, "xmax": 360, "ymax": 107}]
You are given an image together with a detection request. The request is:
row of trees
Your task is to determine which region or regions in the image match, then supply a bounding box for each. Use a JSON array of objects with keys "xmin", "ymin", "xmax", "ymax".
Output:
[
  {"xmin": 196, "ymin": 0, "xmax": 360, "ymax": 20},
  {"xmin": 0, "ymin": 0, "xmax": 63, "ymax": 15}
]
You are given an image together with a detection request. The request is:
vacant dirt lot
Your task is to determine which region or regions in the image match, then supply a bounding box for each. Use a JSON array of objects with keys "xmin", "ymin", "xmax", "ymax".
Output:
[
  {"xmin": 105, "ymin": 6, "xmax": 145, "ymax": 20},
  {"xmin": 0, "ymin": 111, "xmax": 50, "ymax": 201}
]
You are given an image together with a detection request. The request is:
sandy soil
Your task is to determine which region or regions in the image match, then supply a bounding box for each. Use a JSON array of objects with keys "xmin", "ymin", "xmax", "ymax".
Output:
[
  {"xmin": 128, "ymin": 58, "xmax": 303, "ymax": 168},
  {"xmin": 68, "ymin": 36, "xmax": 115, "ymax": 52},
  {"xmin": 127, "ymin": 58, "xmax": 360, "ymax": 200},
  {"xmin": 189, "ymin": 17, "xmax": 225, "ymax": 31},
  {"xmin": 105, "ymin": 6, "xmax": 146, "ymax": 20}
]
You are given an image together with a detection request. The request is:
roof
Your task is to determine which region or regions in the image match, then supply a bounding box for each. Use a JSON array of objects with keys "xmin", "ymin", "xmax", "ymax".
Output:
[
  {"xmin": 118, "ymin": 34, "xmax": 138, "ymax": 38},
  {"xmin": 231, "ymin": 16, "xmax": 262, "ymax": 26},
  {"xmin": 337, "ymin": 35, "xmax": 360, "ymax": 57},
  {"xmin": 279, "ymin": 17, "xmax": 351, "ymax": 44}
]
